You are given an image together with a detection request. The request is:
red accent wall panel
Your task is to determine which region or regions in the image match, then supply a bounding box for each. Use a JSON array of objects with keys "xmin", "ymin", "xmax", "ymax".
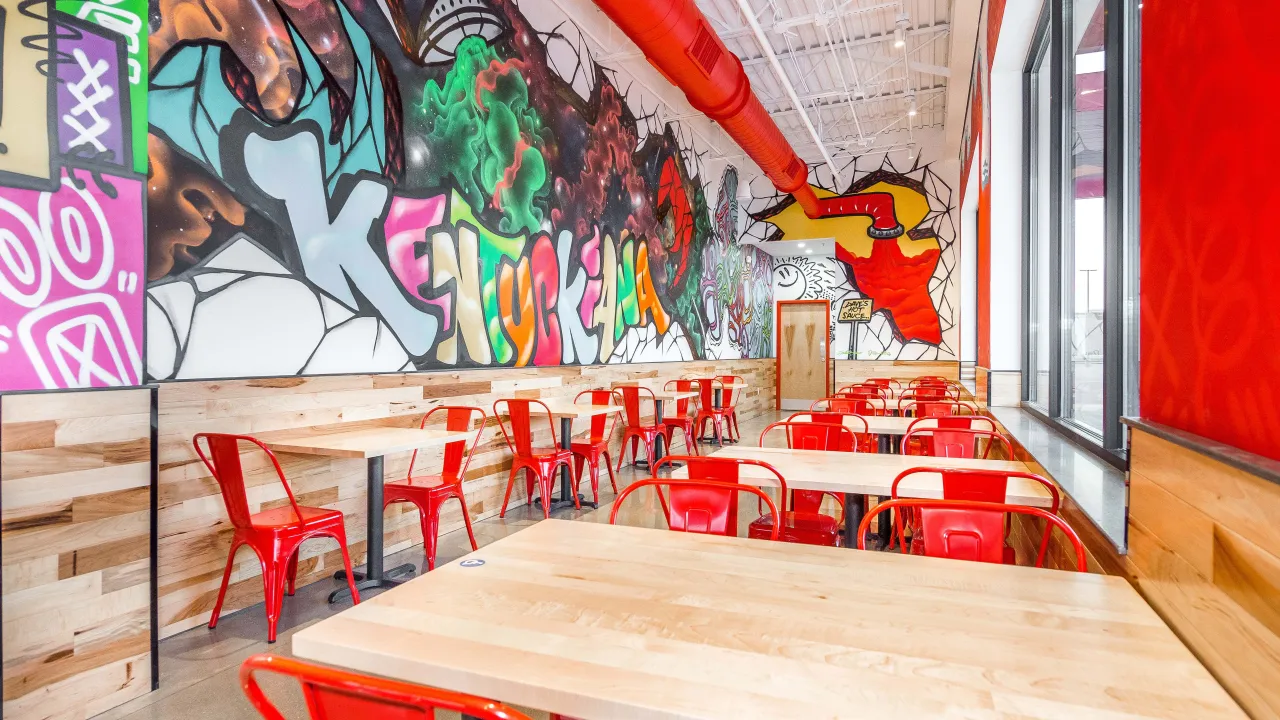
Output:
[
  {"xmin": 977, "ymin": 175, "xmax": 991, "ymax": 369},
  {"xmin": 1141, "ymin": 0, "xmax": 1280, "ymax": 459}
]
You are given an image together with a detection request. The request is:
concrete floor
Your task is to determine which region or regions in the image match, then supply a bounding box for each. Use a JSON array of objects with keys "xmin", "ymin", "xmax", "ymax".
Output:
[{"xmin": 98, "ymin": 412, "xmax": 789, "ymax": 720}]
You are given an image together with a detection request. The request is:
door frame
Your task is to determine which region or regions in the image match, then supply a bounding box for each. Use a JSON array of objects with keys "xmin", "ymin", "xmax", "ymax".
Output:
[{"xmin": 774, "ymin": 299, "xmax": 831, "ymax": 410}]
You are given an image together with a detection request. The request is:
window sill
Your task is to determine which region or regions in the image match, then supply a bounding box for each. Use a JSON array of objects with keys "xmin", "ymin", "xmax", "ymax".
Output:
[{"xmin": 988, "ymin": 406, "xmax": 1128, "ymax": 553}]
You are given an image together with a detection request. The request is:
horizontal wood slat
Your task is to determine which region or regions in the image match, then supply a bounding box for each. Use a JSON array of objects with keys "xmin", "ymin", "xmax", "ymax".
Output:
[
  {"xmin": 156, "ymin": 361, "xmax": 775, "ymax": 638},
  {"xmin": 1125, "ymin": 429, "xmax": 1280, "ymax": 720},
  {"xmin": 1, "ymin": 389, "xmax": 154, "ymax": 720}
]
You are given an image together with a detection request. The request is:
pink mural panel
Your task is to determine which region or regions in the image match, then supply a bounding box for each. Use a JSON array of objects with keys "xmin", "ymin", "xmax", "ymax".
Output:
[{"xmin": 0, "ymin": 172, "xmax": 145, "ymax": 390}]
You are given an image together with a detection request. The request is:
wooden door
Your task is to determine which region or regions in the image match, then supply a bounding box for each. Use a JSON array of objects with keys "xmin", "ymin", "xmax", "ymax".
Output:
[{"xmin": 777, "ymin": 301, "xmax": 829, "ymax": 410}]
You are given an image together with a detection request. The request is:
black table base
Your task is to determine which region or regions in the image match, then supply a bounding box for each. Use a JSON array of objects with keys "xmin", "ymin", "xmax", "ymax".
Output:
[
  {"xmin": 329, "ymin": 456, "xmax": 415, "ymax": 603},
  {"xmin": 534, "ymin": 417, "xmax": 595, "ymax": 511}
]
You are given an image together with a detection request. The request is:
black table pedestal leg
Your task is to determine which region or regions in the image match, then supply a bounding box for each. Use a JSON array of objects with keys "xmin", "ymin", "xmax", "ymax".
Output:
[
  {"xmin": 330, "ymin": 456, "xmax": 415, "ymax": 603},
  {"xmin": 843, "ymin": 492, "xmax": 870, "ymax": 550},
  {"xmin": 536, "ymin": 417, "xmax": 593, "ymax": 511}
]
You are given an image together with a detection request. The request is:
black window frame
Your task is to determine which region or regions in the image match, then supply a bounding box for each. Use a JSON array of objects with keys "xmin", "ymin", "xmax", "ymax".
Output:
[{"xmin": 1021, "ymin": 0, "xmax": 1140, "ymax": 470}]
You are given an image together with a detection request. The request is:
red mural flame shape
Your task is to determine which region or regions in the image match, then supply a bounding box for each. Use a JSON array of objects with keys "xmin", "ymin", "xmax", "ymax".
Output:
[{"xmin": 838, "ymin": 240, "xmax": 942, "ymax": 346}]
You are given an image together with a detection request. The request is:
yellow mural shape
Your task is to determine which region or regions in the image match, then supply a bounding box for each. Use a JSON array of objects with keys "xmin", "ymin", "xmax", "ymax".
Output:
[
  {"xmin": 765, "ymin": 182, "xmax": 938, "ymax": 259},
  {"xmin": 0, "ymin": 0, "xmax": 52, "ymax": 180}
]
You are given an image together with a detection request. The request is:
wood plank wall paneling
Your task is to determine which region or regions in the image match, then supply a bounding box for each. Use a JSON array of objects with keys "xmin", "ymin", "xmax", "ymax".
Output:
[
  {"xmin": 156, "ymin": 361, "xmax": 775, "ymax": 638},
  {"xmin": 1, "ymin": 389, "xmax": 154, "ymax": 720},
  {"xmin": 1125, "ymin": 429, "xmax": 1280, "ymax": 720},
  {"xmin": 833, "ymin": 360, "xmax": 960, "ymax": 387}
]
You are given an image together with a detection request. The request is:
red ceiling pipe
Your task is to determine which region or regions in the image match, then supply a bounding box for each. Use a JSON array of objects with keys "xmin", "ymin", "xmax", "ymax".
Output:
[
  {"xmin": 593, "ymin": 0, "xmax": 904, "ymax": 237},
  {"xmin": 592, "ymin": 0, "xmax": 821, "ymax": 212}
]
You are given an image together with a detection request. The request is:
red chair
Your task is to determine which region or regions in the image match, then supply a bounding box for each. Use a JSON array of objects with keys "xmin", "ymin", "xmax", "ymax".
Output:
[
  {"xmin": 570, "ymin": 389, "xmax": 619, "ymax": 504},
  {"xmin": 787, "ymin": 411, "xmax": 876, "ymax": 452},
  {"xmin": 837, "ymin": 383, "xmax": 887, "ymax": 398},
  {"xmin": 240, "ymin": 653, "xmax": 532, "ymax": 720},
  {"xmin": 907, "ymin": 415, "xmax": 998, "ymax": 433},
  {"xmin": 614, "ymin": 385, "xmax": 663, "ymax": 471},
  {"xmin": 899, "ymin": 398, "xmax": 977, "ymax": 417},
  {"xmin": 909, "ymin": 375, "xmax": 948, "ymax": 387},
  {"xmin": 891, "ymin": 467, "xmax": 1061, "ymax": 565},
  {"xmin": 611, "ymin": 476, "xmax": 780, "ymax": 540},
  {"xmin": 718, "ymin": 374, "xmax": 745, "ymax": 441},
  {"xmin": 496, "ymin": 399, "xmax": 578, "ymax": 518},
  {"xmin": 653, "ymin": 455, "xmax": 839, "ymax": 546},
  {"xmin": 813, "ymin": 395, "xmax": 885, "ymax": 416},
  {"xmin": 691, "ymin": 378, "xmax": 731, "ymax": 444},
  {"xmin": 194, "ymin": 434, "xmax": 360, "ymax": 643},
  {"xmin": 866, "ymin": 377, "xmax": 902, "ymax": 391},
  {"xmin": 383, "ymin": 406, "xmax": 485, "ymax": 572},
  {"xmin": 660, "ymin": 379, "xmax": 701, "ymax": 456},
  {"xmin": 859, "ymin": 498, "xmax": 1086, "ymax": 571},
  {"xmin": 901, "ymin": 427, "xmax": 1013, "ymax": 460}
]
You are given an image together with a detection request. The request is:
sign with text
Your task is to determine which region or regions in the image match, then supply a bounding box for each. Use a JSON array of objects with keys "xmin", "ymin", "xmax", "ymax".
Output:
[{"xmin": 837, "ymin": 298, "xmax": 874, "ymax": 323}]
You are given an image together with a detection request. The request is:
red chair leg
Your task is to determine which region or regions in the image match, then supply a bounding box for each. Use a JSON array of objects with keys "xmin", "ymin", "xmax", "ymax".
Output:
[
  {"xmin": 602, "ymin": 451, "xmax": 618, "ymax": 492},
  {"xmin": 333, "ymin": 526, "xmax": 361, "ymax": 605},
  {"xmin": 573, "ymin": 455, "xmax": 586, "ymax": 495},
  {"xmin": 585, "ymin": 457, "xmax": 600, "ymax": 504},
  {"xmin": 208, "ymin": 541, "xmax": 239, "ymax": 630},
  {"xmin": 499, "ymin": 465, "xmax": 520, "ymax": 518},
  {"xmin": 457, "ymin": 492, "xmax": 478, "ymax": 552},
  {"xmin": 567, "ymin": 461, "xmax": 581, "ymax": 510},
  {"xmin": 535, "ymin": 471, "xmax": 552, "ymax": 519},
  {"xmin": 286, "ymin": 549, "xmax": 299, "ymax": 596},
  {"xmin": 260, "ymin": 552, "xmax": 286, "ymax": 644},
  {"xmin": 424, "ymin": 499, "xmax": 442, "ymax": 571}
]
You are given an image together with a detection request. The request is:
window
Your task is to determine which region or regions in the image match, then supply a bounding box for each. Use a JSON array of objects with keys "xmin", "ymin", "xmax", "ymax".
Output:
[
  {"xmin": 1026, "ymin": 29, "xmax": 1052, "ymax": 409},
  {"xmin": 1022, "ymin": 0, "xmax": 1140, "ymax": 461}
]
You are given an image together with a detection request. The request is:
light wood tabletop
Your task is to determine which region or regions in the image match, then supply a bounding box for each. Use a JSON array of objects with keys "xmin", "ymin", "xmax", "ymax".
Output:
[
  {"xmin": 783, "ymin": 412, "xmax": 916, "ymax": 436},
  {"xmin": 611, "ymin": 383, "xmax": 699, "ymax": 402},
  {"xmin": 259, "ymin": 426, "xmax": 473, "ymax": 459},
  {"xmin": 292, "ymin": 520, "xmax": 1244, "ymax": 720},
  {"xmin": 674, "ymin": 445, "xmax": 1053, "ymax": 507},
  {"xmin": 536, "ymin": 401, "xmax": 623, "ymax": 419}
]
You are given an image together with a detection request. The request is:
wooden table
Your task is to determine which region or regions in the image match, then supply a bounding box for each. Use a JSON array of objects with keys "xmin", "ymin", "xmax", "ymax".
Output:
[
  {"xmin": 612, "ymin": 384, "xmax": 699, "ymax": 467},
  {"xmin": 261, "ymin": 426, "xmax": 472, "ymax": 600},
  {"xmin": 293, "ymin": 520, "xmax": 1244, "ymax": 720},
  {"xmin": 674, "ymin": 445, "xmax": 1047, "ymax": 549},
  {"xmin": 535, "ymin": 401, "xmax": 622, "ymax": 511}
]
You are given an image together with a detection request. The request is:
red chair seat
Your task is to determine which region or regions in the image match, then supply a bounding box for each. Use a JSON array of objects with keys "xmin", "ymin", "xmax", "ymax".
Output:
[
  {"xmin": 249, "ymin": 505, "xmax": 345, "ymax": 530},
  {"xmin": 748, "ymin": 511, "xmax": 840, "ymax": 546},
  {"xmin": 387, "ymin": 473, "xmax": 458, "ymax": 492},
  {"xmin": 530, "ymin": 446, "xmax": 574, "ymax": 459}
]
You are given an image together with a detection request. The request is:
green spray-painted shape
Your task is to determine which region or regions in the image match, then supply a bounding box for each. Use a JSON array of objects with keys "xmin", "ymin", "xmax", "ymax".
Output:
[
  {"xmin": 449, "ymin": 190, "xmax": 524, "ymax": 364},
  {"xmin": 421, "ymin": 37, "xmax": 548, "ymax": 236},
  {"xmin": 615, "ymin": 236, "xmax": 638, "ymax": 340}
]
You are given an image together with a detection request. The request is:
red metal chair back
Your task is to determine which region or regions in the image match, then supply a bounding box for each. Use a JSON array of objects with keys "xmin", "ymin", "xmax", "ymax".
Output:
[
  {"xmin": 194, "ymin": 433, "xmax": 300, "ymax": 531},
  {"xmin": 653, "ymin": 455, "xmax": 788, "ymax": 536},
  {"xmin": 907, "ymin": 415, "xmax": 998, "ymax": 433},
  {"xmin": 788, "ymin": 411, "xmax": 871, "ymax": 452},
  {"xmin": 760, "ymin": 420, "xmax": 856, "ymax": 453},
  {"xmin": 664, "ymin": 379, "xmax": 699, "ymax": 417},
  {"xmin": 891, "ymin": 466, "xmax": 1060, "ymax": 512},
  {"xmin": 909, "ymin": 375, "xmax": 947, "ymax": 387},
  {"xmin": 866, "ymin": 377, "xmax": 901, "ymax": 391},
  {"xmin": 691, "ymin": 378, "xmax": 724, "ymax": 409},
  {"xmin": 859, "ymin": 499, "xmax": 1086, "ymax": 571},
  {"xmin": 611, "ymin": 478, "xmax": 781, "ymax": 540},
  {"xmin": 902, "ymin": 427, "xmax": 1013, "ymax": 460},
  {"xmin": 240, "ymin": 653, "xmax": 531, "ymax": 720},
  {"xmin": 493, "ymin": 399, "xmax": 558, "ymax": 456},
  {"xmin": 408, "ymin": 406, "xmax": 486, "ymax": 480},
  {"xmin": 575, "ymin": 389, "xmax": 617, "ymax": 441},
  {"xmin": 614, "ymin": 385, "xmax": 655, "ymax": 428},
  {"xmin": 718, "ymin": 374, "xmax": 744, "ymax": 407},
  {"xmin": 900, "ymin": 399, "xmax": 976, "ymax": 417},
  {"xmin": 837, "ymin": 384, "xmax": 887, "ymax": 398}
]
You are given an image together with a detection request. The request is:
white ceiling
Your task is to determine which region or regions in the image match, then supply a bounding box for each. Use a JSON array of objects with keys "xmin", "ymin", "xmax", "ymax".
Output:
[{"xmin": 693, "ymin": 0, "xmax": 954, "ymax": 171}]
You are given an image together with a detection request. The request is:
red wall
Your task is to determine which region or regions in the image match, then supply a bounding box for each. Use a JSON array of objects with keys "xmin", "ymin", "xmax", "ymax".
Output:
[{"xmin": 1141, "ymin": 0, "xmax": 1280, "ymax": 459}]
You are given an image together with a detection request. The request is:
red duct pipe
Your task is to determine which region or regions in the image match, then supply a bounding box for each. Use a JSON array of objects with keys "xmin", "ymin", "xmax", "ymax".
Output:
[
  {"xmin": 591, "ymin": 0, "xmax": 819, "ymax": 209},
  {"xmin": 592, "ymin": 0, "xmax": 904, "ymax": 237}
]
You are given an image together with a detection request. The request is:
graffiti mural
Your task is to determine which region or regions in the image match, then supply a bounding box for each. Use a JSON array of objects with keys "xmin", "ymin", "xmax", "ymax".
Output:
[
  {"xmin": 756, "ymin": 156, "xmax": 957, "ymax": 361},
  {"xmin": 0, "ymin": 1, "xmax": 146, "ymax": 391},
  {"xmin": 145, "ymin": 0, "xmax": 774, "ymax": 378}
]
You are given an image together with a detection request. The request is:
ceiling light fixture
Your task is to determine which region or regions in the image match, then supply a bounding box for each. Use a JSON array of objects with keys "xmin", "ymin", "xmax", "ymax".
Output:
[
  {"xmin": 894, "ymin": 17, "xmax": 909, "ymax": 47},
  {"xmin": 906, "ymin": 94, "xmax": 918, "ymax": 117},
  {"xmin": 797, "ymin": 242, "xmax": 806, "ymax": 248}
]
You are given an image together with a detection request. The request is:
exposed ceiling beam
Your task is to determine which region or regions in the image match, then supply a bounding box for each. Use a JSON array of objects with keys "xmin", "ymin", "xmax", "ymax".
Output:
[{"xmin": 765, "ymin": 85, "xmax": 946, "ymax": 115}]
